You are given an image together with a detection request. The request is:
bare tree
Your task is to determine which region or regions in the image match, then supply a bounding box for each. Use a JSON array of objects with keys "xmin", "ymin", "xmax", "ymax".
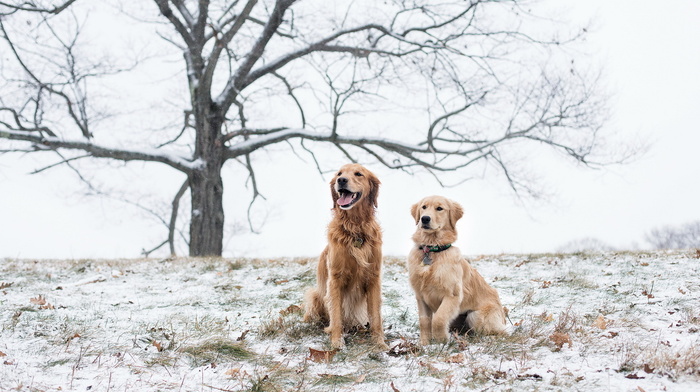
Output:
[
  {"xmin": 645, "ymin": 221, "xmax": 700, "ymax": 250},
  {"xmin": 0, "ymin": 0, "xmax": 627, "ymax": 256}
]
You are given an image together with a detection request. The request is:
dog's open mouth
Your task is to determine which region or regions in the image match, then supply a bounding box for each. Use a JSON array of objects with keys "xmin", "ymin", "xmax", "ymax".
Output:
[{"xmin": 337, "ymin": 189, "xmax": 361, "ymax": 210}]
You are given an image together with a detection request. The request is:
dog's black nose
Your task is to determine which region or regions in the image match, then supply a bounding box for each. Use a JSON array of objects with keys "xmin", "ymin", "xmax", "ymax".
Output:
[
  {"xmin": 421, "ymin": 216, "xmax": 431, "ymax": 224},
  {"xmin": 337, "ymin": 177, "xmax": 348, "ymax": 187}
]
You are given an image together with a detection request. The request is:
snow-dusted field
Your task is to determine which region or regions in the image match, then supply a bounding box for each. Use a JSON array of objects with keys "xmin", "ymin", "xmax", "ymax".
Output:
[{"xmin": 1, "ymin": 251, "xmax": 699, "ymax": 391}]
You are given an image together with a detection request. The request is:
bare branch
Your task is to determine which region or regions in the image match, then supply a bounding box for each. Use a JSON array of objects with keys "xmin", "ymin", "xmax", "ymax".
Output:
[
  {"xmin": 0, "ymin": 0, "xmax": 77, "ymax": 15},
  {"xmin": 169, "ymin": 179, "xmax": 189, "ymax": 256},
  {"xmin": 0, "ymin": 129, "xmax": 195, "ymax": 173}
]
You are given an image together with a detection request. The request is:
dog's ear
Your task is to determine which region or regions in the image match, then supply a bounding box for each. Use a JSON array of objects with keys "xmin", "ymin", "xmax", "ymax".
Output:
[
  {"xmin": 410, "ymin": 201, "xmax": 421, "ymax": 224},
  {"xmin": 367, "ymin": 172, "xmax": 381, "ymax": 208},
  {"xmin": 449, "ymin": 200, "xmax": 464, "ymax": 229},
  {"xmin": 330, "ymin": 175, "xmax": 339, "ymax": 209}
]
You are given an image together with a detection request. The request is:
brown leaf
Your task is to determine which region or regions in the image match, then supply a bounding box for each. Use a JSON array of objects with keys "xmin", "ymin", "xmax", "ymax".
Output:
[
  {"xmin": 539, "ymin": 312, "xmax": 554, "ymax": 322},
  {"xmin": 638, "ymin": 386, "xmax": 647, "ymax": 392},
  {"xmin": 643, "ymin": 363, "xmax": 655, "ymax": 373},
  {"xmin": 39, "ymin": 303, "xmax": 55, "ymax": 310},
  {"xmin": 388, "ymin": 339, "xmax": 420, "ymax": 357},
  {"xmin": 541, "ymin": 280, "xmax": 551, "ymax": 288},
  {"xmin": 390, "ymin": 381, "xmax": 401, "ymax": 392},
  {"xmin": 152, "ymin": 341, "xmax": 163, "ymax": 352},
  {"xmin": 0, "ymin": 351, "xmax": 6, "ymax": 357},
  {"xmin": 236, "ymin": 330, "xmax": 249, "ymax": 341},
  {"xmin": 0, "ymin": 282, "xmax": 13, "ymax": 290},
  {"xmin": 308, "ymin": 348, "xmax": 338, "ymax": 363},
  {"xmin": 279, "ymin": 304, "xmax": 302, "ymax": 316},
  {"xmin": 355, "ymin": 374, "xmax": 367, "ymax": 383},
  {"xmin": 446, "ymin": 353, "xmax": 465, "ymax": 364},
  {"xmin": 30, "ymin": 295, "xmax": 47, "ymax": 305},
  {"xmin": 593, "ymin": 315, "xmax": 608, "ymax": 330},
  {"xmin": 625, "ymin": 373, "xmax": 644, "ymax": 379},
  {"xmin": 549, "ymin": 332, "xmax": 572, "ymax": 350}
]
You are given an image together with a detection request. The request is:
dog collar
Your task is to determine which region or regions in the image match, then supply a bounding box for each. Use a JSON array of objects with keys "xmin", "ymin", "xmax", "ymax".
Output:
[{"xmin": 420, "ymin": 244, "xmax": 452, "ymax": 265}]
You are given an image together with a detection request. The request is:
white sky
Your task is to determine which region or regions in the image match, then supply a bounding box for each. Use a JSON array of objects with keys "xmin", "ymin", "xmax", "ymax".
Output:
[{"xmin": 1, "ymin": 0, "xmax": 699, "ymax": 259}]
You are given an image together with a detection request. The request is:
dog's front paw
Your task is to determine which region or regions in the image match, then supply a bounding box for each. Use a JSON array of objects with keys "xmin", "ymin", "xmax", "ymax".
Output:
[
  {"xmin": 373, "ymin": 339, "xmax": 389, "ymax": 352},
  {"xmin": 330, "ymin": 337, "xmax": 346, "ymax": 350}
]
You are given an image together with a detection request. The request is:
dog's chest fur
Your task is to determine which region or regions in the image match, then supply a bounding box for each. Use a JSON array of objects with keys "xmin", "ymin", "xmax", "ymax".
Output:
[{"xmin": 409, "ymin": 248, "xmax": 463, "ymax": 309}]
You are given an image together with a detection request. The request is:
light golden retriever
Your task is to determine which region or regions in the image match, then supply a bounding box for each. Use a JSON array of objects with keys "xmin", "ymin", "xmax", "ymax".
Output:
[
  {"xmin": 408, "ymin": 195, "xmax": 506, "ymax": 345},
  {"xmin": 304, "ymin": 163, "xmax": 387, "ymax": 350}
]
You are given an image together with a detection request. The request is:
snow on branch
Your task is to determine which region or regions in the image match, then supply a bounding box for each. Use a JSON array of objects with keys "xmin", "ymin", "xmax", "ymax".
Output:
[{"xmin": 0, "ymin": 129, "xmax": 197, "ymax": 173}]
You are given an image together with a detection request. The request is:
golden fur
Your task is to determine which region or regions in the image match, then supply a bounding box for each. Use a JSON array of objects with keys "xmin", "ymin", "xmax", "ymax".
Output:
[
  {"xmin": 407, "ymin": 195, "xmax": 506, "ymax": 345},
  {"xmin": 303, "ymin": 163, "xmax": 387, "ymax": 350}
]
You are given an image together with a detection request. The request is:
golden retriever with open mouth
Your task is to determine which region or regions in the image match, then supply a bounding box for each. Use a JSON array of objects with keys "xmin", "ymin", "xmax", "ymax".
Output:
[
  {"xmin": 303, "ymin": 163, "xmax": 388, "ymax": 350},
  {"xmin": 408, "ymin": 195, "xmax": 506, "ymax": 345}
]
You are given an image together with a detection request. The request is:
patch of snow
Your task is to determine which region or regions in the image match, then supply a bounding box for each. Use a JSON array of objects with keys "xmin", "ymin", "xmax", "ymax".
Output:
[{"xmin": 0, "ymin": 251, "xmax": 698, "ymax": 391}]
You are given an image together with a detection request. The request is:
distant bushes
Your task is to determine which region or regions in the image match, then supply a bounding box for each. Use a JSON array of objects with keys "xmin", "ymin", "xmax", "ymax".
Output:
[{"xmin": 645, "ymin": 221, "xmax": 700, "ymax": 250}]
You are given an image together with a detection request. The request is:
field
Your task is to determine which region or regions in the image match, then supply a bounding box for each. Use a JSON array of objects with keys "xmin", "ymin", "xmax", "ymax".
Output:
[{"xmin": 1, "ymin": 250, "xmax": 699, "ymax": 391}]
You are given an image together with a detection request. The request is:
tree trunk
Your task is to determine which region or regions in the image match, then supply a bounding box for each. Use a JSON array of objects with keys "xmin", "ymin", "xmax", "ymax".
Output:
[
  {"xmin": 188, "ymin": 100, "xmax": 226, "ymax": 257},
  {"xmin": 189, "ymin": 166, "xmax": 224, "ymax": 256}
]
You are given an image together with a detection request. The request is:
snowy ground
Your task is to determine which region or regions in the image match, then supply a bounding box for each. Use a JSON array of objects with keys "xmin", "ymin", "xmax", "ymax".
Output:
[{"xmin": 1, "ymin": 250, "xmax": 699, "ymax": 391}]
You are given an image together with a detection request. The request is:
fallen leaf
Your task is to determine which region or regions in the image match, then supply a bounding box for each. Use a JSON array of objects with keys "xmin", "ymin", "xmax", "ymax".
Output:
[
  {"xmin": 0, "ymin": 351, "xmax": 6, "ymax": 357},
  {"xmin": 390, "ymin": 381, "xmax": 401, "ymax": 392},
  {"xmin": 355, "ymin": 374, "xmax": 367, "ymax": 383},
  {"xmin": 539, "ymin": 312, "xmax": 554, "ymax": 322},
  {"xmin": 30, "ymin": 295, "xmax": 47, "ymax": 306},
  {"xmin": 66, "ymin": 333, "xmax": 81, "ymax": 343},
  {"xmin": 0, "ymin": 282, "xmax": 13, "ymax": 290},
  {"xmin": 549, "ymin": 332, "xmax": 572, "ymax": 350},
  {"xmin": 236, "ymin": 330, "xmax": 249, "ymax": 341},
  {"xmin": 625, "ymin": 373, "xmax": 644, "ymax": 379},
  {"xmin": 643, "ymin": 363, "xmax": 655, "ymax": 373},
  {"xmin": 152, "ymin": 341, "xmax": 163, "ymax": 352},
  {"xmin": 418, "ymin": 361, "xmax": 440, "ymax": 373},
  {"xmin": 637, "ymin": 386, "xmax": 647, "ymax": 392},
  {"xmin": 279, "ymin": 304, "xmax": 302, "ymax": 316},
  {"xmin": 541, "ymin": 280, "xmax": 551, "ymax": 288},
  {"xmin": 446, "ymin": 353, "xmax": 465, "ymax": 364},
  {"xmin": 388, "ymin": 339, "xmax": 420, "ymax": 357},
  {"xmin": 40, "ymin": 303, "xmax": 55, "ymax": 310},
  {"xmin": 308, "ymin": 348, "xmax": 338, "ymax": 363},
  {"xmin": 593, "ymin": 315, "xmax": 608, "ymax": 330},
  {"xmin": 274, "ymin": 279, "xmax": 289, "ymax": 285},
  {"xmin": 3, "ymin": 360, "xmax": 15, "ymax": 365}
]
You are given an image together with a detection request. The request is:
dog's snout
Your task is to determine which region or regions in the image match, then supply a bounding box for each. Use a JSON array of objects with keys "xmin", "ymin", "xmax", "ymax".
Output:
[
  {"xmin": 337, "ymin": 177, "xmax": 348, "ymax": 187},
  {"xmin": 421, "ymin": 216, "xmax": 431, "ymax": 224}
]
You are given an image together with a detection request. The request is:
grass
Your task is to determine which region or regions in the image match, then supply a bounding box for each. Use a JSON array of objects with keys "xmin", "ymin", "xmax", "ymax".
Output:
[{"xmin": 1, "ymin": 250, "xmax": 699, "ymax": 391}]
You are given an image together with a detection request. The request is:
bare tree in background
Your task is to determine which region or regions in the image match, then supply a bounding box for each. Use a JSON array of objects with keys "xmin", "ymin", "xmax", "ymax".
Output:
[
  {"xmin": 0, "ymin": 0, "xmax": 628, "ymax": 256},
  {"xmin": 645, "ymin": 221, "xmax": 700, "ymax": 250}
]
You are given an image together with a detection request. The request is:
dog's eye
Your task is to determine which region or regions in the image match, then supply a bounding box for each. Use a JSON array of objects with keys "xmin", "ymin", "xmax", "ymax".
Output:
[
  {"xmin": 422, "ymin": 205, "xmax": 427, "ymax": 210},
  {"xmin": 354, "ymin": 172, "xmax": 363, "ymax": 177},
  {"xmin": 436, "ymin": 207, "xmax": 444, "ymax": 211},
  {"xmin": 337, "ymin": 171, "xmax": 342, "ymax": 176}
]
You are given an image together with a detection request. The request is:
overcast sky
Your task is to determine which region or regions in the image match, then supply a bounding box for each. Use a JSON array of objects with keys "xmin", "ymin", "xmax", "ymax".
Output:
[{"xmin": 1, "ymin": 0, "xmax": 699, "ymax": 259}]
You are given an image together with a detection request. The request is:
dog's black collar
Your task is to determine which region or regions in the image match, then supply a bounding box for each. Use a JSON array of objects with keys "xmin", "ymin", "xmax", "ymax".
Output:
[
  {"xmin": 420, "ymin": 244, "xmax": 452, "ymax": 253},
  {"xmin": 420, "ymin": 244, "xmax": 452, "ymax": 265}
]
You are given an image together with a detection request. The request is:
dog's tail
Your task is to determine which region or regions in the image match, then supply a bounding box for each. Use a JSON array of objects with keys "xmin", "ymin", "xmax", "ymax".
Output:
[
  {"xmin": 466, "ymin": 304, "xmax": 508, "ymax": 335},
  {"xmin": 303, "ymin": 287, "xmax": 328, "ymax": 324}
]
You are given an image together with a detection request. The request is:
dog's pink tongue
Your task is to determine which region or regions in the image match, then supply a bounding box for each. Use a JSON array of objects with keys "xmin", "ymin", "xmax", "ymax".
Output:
[{"xmin": 337, "ymin": 193, "xmax": 354, "ymax": 206}]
